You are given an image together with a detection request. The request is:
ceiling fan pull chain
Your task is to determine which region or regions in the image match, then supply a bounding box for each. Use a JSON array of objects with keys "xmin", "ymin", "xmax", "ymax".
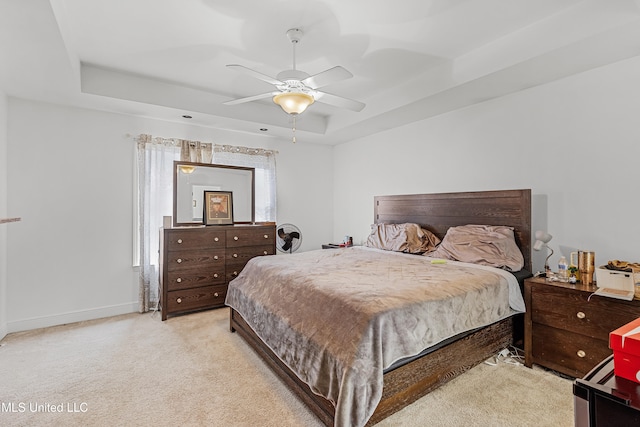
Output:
[{"xmin": 292, "ymin": 116, "xmax": 296, "ymax": 143}]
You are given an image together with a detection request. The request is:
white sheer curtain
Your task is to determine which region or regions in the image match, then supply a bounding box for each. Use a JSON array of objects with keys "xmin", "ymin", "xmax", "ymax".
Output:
[
  {"xmin": 136, "ymin": 135, "xmax": 180, "ymax": 312},
  {"xmin": 136, "ymin": 135, "xmax": 215, "ymax": 312},
  {"xmin": 136, "ymin": 135, "xmax": 276, "ymax": 313},
  {"xmin": 213, "ymin": 144, "xmax": 277, "ymax": 222}
]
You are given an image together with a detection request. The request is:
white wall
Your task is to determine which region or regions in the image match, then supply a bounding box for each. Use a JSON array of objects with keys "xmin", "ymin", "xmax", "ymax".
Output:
[
  {"xmin": 0, "ymin": 91, "xmax": 8, "ymax": 340},
  {"xmin": 8, "ymin": 55, "xmax": 640, "ymax": 334},
  {"xmin": 6, "ymin": 99, "xmax": 333, "ymax": 332},
  {"xmin": 333, "ymin": 56, "xmax": 640, "ymax": 274},
  {"xmin": 275, "ymin": 140, "xmax": 333, "ymax": 252}
]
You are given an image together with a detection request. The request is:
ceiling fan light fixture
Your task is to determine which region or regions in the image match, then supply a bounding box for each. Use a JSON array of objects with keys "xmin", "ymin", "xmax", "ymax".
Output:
[
  {"xmin": 273, "ymin": 92, "xmax": 314, "ymax": 115},
  {"xmin": 179, "ymin": 165, "xmax": 196, "ymax": 174}
]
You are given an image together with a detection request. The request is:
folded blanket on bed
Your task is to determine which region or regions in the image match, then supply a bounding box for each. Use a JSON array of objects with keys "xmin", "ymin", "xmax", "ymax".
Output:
[{"xmin": 225, "ymin": 247, "xmax": 524, "ymax": 427}]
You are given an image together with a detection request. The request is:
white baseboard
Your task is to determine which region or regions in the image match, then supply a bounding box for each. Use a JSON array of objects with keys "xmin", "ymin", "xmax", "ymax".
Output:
[{"xmin": 6, "ymin": 302, "xmax": 139, "ymax": 334}]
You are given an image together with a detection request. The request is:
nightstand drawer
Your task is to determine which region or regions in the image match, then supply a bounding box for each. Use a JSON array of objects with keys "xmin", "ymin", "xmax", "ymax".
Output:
[
  {"xmin": 530, "ymin": 285, "xmax": 637, "ymax": 341},
  {"xmin": 531, "ymin": 323, "xmax": 611, "ymax": 377}
]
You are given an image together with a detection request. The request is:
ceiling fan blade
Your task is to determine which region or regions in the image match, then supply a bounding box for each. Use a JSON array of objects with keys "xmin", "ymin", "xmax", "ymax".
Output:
[
  {"xmin": 223, "ymin": 92, "xmax": 276, "ymax": 106},
  {"xmin": 226, "ymin": 64, "xmax": 283, "ymax": 86},
  {"xmin": 314, "ymin": 91, "xmax": 365, "ymax": 112},
  {"xmin": 302, "ymin": 66, "xmax": 353, "ymax": 89}
]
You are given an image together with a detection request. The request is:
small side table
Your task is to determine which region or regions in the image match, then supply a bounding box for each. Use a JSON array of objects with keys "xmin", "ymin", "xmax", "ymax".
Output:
[{"xmin": 524, "ymin": 276, "xmax": 640, "ymax": 378}]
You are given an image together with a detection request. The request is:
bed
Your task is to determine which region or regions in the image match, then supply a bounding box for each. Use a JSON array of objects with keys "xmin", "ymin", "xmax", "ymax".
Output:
[{"xmin": 226, "ymin": 189, "xmax": 532, "ymax": 426}]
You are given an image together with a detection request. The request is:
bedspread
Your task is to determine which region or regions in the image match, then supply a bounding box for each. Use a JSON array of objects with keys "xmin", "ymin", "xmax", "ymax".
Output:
[{"xmin": 225, "ymin": 247, "xmax": 525, "ymax": 427}]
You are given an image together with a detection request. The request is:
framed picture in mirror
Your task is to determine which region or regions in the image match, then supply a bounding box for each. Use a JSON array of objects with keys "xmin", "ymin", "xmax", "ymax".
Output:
[{"xmin": 203, "ymin": 191, "xmax": 234, "ymax": 225}]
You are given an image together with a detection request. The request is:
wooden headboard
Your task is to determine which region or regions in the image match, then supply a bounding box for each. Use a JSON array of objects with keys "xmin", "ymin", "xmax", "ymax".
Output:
[{"xmin": 374, "ymin": 189, "xmax": 532, "ymax": 272}]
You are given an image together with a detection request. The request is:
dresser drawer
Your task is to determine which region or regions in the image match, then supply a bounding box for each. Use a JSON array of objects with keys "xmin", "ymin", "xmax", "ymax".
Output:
[
  {"xmin": 531, "ymin": 323, "xmax": 611, "ymax": 377},
  {"xmin": 530, "ymin": 285, "xmax": 638, "ymax": 341},
  {"xmin": 166, "ymin": 268, "xmax": 225, "ymax": 291},
  {"xmin": 226, "ymin": 227, "xmax": 274, "ymax": 248},
  {"xmin": 166, "ymin": 229, "xmax": 225, "ymax": 251},
  {"xmin": 165, "ymin": 285, "xmax": 227, "ymax": 313},
  {"xmin": 166, "ymin": 249, "xmax": 225, "ymax": 272},
  {"xmin": 226, "ymin": 245, "xmax": 275, "ymax": 263},
  {"xmin": 226, "ymin": 249, "xmax": 274, "ymax": 281}
]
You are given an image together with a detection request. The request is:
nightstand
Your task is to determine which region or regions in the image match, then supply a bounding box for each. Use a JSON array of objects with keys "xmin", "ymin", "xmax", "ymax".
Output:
[{"xmin": 524, "ymin": 276, "xmax": 640, "ymax": 378}]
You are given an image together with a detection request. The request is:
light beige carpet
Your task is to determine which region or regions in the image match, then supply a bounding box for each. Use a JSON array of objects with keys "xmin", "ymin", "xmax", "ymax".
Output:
[{"xmin": 0, "ymin": 308, "xmax": 574, "ymax": 427}]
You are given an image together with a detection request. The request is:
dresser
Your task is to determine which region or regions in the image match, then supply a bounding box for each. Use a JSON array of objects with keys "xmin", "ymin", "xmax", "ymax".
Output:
[
  {"xmin": 159, "ymin": 224, "xmax": 276, "ymax": 320},
  {"xmin": 524, "ymin": 276, "xmax": 640, "ymax": 378}
]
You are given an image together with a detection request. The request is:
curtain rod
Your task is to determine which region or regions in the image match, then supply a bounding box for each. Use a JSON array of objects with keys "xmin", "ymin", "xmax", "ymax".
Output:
[{"xmin": 128, "ymin": 134, "xmax": 278, "ymax": 155}]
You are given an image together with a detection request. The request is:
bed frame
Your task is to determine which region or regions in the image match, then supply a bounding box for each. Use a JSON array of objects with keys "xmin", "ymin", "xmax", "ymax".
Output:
[{"xmin": 229, "ymin": 189, "xmax": 531, "ymax": 426}]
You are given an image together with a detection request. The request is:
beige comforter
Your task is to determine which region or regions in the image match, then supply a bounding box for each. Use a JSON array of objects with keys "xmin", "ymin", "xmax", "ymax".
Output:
[{"xmin": 225, "ymin": 247, "xmax": 525, "ymax": 427}]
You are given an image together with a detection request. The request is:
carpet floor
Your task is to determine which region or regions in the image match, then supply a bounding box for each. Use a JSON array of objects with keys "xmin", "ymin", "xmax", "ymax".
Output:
[{"xmin": 0, "ymin": 308, "xmax": 574, "ymax": 426}]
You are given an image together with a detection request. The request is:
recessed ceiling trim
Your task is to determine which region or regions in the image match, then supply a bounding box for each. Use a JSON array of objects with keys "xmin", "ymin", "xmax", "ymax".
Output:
[{"xmin": 79, "ymin": 63, "xmax": 328, "ymax": 135}]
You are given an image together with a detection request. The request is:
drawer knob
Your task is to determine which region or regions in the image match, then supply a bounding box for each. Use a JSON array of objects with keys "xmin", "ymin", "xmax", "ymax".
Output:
[
  {"xmin": 214, "ymin": 237, "xmax": 219, "ymax": 242},
  {"xmin": 263, "ymin": 251, "xmax": 268, "ymax": 255},
  {"xmin": 214, "ymin": 255, "xmax": 219, "ymax": 260},
  {"xmin": 177, "ymin": 239, "xmax": 183, "ymax": 244},
  {"xmin": 234, "ymin": 236, "xmax": 239, "ymax": 241},
  {"xmin": 214, "ymin": 273, "xmax": 218, "ymax": 278},
  {"xmin": 576, "ymin": 311, "xmax": 586, "ymax": 319},
  {"xmin": 233, "ymin": 271, "xmax": 238, "ymax": 276},
  {"xmin": 233, "ymin": 253, "xmax": 238, "ymax": 258},
  {"xmin": 176, "ymin": 278, "xmax": 182, "ymax": 283},
  {"xmin": 264, "ymin": 234, "xmax": 268, "ymax": 239},
  {"xmin": 577, "ymin": 350, "xmax": 586, "ymax": 358},
  {"xmin": 176, "ymin": 258, "xmax": 183, "ymax": 264},
  {"xmin": 176, "ymin": 298, "xmax": 182, "ymax": 304},
  {"xmin": 214, "ymin": 292, "xmax": 219, "ymax": 297}
]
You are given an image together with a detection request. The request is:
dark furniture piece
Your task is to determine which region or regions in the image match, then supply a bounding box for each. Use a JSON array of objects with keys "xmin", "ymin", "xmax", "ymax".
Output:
[
  {"xmin": 574, "ymin": 355, "xmax": 640, "ymax": 426},
  {"xmin": 229, "ymin": 189, "xmax": 531, "ymax": 426},
  {"xmin": 524, "ymin": 276, "xmax": 640, "ymax": 378},
  {"xmin": 160, "ymin": 224, "xmax": 275, "ymax": 320},
  {"xmin": 321, "ymin": 243, "xmax": 341, "ymax": 249}
]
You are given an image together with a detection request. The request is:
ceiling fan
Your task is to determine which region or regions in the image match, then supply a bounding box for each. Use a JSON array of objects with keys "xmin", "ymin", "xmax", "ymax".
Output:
[{"xmin": 224, "ymin": 28, "xmax": 365, "ymax": 116}]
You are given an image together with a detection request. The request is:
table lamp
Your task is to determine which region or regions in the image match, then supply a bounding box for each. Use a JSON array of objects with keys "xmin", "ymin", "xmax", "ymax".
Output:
[{"xmin": 533, "ymin": 231, "xmax": 553, "ymax": 276}]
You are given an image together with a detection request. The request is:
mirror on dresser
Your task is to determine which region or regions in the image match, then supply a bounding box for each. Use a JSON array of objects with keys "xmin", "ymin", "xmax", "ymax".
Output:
[{"xmin": 173, "ymin": 161, "xmax": 255, "ymax": 226}]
